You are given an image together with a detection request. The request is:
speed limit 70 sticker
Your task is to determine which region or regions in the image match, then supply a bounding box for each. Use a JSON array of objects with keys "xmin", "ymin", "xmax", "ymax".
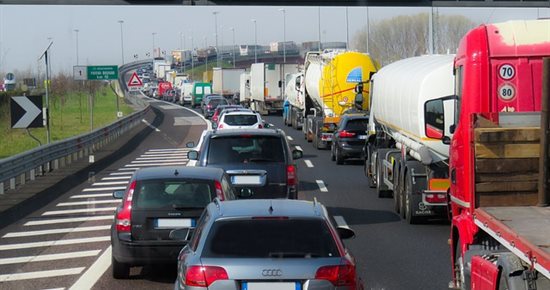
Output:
[{"xmin": 499, "ymin": 64, "xmax": 515, "ymax": 80}]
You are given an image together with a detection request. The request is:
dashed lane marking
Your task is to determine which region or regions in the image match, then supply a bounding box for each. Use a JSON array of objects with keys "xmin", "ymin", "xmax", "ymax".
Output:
[
  {"xmin": 0, "ymin": 267, "xmax": 86, "ymax": 282},
  {"xmin": 124, "ymin": 162, "xmax": 187, "ymax": 167},
  {"xmin": 304, "ymin": 160, "xmax": 314, "ymax": 168},
  {"xmin": 139, "ymin": 153, "xmax": 188, "ymax": 158},
  {"xmin": 117, "ymin": 168, "xmax": 139, "ymax": 171},
  {"xmin": 130, "ymin": 159, "xmax": 187, "ymax": 164},
  {"xmin": 316, "ymin": 180, "xmax": 328, "ymax": 192},
  {"xmin": 0, "ymin": 236, "xmax": 110, "ymax": 251},
  {"xmin": 136, "ymin": 156, "xmax": 187, "ymax": 160},
  {"xmin": 0, "ymin": 250, "xmax": 101, "ymax": 265},
  {"xmin": 82, "ymin": 186, "xmax": 126, "ymax": 192},
  {"xmin": 110, "ymin": 171, "xmax": 136, "ymax": 175},
  {"xmin": 141, "ymin": 119, "xmax": 160, "ymax": 132},
  {"xmin": 24, "ymin": 216, "xmax": 112, "ymax": 226},
  {"xmin": 146, "ymin": 148, "xmax": 188, "ymax": 152},
  {"xmin": 101, "ymin": 176, "xmax": 132, "ymax": 181},
  {"xmin": 42, "ymin": 207, "xmax": 117, "ymax": 216},
  {"xmin": 56, "ymin": 200, "xmax": 119, "ymax": 207},
  {"xmin": 295, "ymin": 146, "xmax": 303, "ymax": 151},
  {"xmin": 91, "ymin": 181, "xmax": 128, "ymax": 186},
  {"xmin": 2, "ymin": 225, "xmax": 111, "ymax": 238},
  {"xmin": 70, "ymin": 193, "xmax": 112, "ymax": 199},
  {"xmin": 287, "ymin": 136, "xmax": 293, "ymax": 141}
]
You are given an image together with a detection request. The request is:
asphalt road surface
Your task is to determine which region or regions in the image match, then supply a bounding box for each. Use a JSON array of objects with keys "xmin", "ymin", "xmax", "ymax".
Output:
[{"xmin": 0, "ymin": 102, "xmax": 451, "ymax": 290}]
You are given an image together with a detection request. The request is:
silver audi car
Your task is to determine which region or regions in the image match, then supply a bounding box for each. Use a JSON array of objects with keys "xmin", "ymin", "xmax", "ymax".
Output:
[{"xmin": 171, "ymin": 199, "xmax": 361, "ymax": 290}]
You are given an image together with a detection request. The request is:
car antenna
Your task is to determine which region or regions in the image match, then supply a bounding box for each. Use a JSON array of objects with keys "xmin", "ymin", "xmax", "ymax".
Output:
[
  {"xmin": 174, "ymin": 169, "xmax": 179, "ymax": 176},
  {"xmin": 268, "ymin": 201, "xmax": 274, "ymax": 215}
]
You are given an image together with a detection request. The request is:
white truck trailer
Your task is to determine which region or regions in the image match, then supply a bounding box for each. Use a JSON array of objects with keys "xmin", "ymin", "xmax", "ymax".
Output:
[
  {"xmin": 212, "ymin": 67, "xmax": 245, "ymax": 98},
  {"xmin": 249, "ymin": 63, "xmax": 299, "ymax": 115},
  {"xmin": 364, "ymin": 54, "xmax": 455, "ymax": 224},
  {"xmin": 239, "ymin": 72, "xmax": 251, "ymax": 105}
]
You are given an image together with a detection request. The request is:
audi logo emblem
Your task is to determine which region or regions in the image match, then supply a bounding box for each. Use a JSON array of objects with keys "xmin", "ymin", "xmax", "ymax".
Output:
[{"xmin": 261, "ymin": 269, "xmax": 283, "ymax": 276}]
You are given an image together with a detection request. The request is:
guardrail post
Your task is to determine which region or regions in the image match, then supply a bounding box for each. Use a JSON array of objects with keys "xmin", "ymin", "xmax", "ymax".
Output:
[
  {"xmin": 20, "ymin": 173, "xmax": 26, "ymax": 185},
  {"xmin": 53, "ymin": 159, "xmax": 59, "ymax": 170},
  {"xmin": 30, "ymin": 169, "xmax": 35, "ymax": 181},
  {"xmin": 0, "ymin": 183, "xmax": 4, "ymax": 194},
  {"xmin": 10, "ymin": 178, "xmax": 15, "ymax": 190},
  {"xmin": 60, "ymin": 157, "xmax": 66, "ymax": 168}
]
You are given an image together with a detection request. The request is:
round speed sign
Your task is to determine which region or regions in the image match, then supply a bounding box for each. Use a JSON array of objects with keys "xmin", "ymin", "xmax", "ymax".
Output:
[{"xmin": 499, "ymin": 64, "xmax": 515, "ymax": 80}]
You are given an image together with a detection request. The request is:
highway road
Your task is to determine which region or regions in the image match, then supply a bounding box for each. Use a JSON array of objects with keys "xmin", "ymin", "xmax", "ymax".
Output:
[{"xmin": 0, "ymin": 101, "xmax": 451, "ymax": 290}]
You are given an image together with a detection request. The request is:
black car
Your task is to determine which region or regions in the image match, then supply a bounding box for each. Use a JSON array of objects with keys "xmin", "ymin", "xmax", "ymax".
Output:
[
  {"xmin": 201, "ymin": 95, "xmax": 228, "ymax": 118},
  {"xmin": 331, "ymin": 113, "xmax": 369, "ymax": 165},
  {"xmin": 187, "ymin": 129, "xmax": 303, "ymax": 199},
  {"xmin": 110, "ymin": 166, "xmax": 236, "ymax": 279}
]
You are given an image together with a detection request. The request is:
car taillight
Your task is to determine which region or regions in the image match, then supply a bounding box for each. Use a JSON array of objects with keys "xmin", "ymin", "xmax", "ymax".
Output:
[
  {"xmin": 214, "ymin": 180, "xmax": 224, "ymax": 201},
  {"xmin": 185, "ymin": 266, "xmax": 228, "ymax": 287},
  {"xmin": 207, "ymin": 104, "xmax": 212, "ymax": 109},
  {"xmin": 218, "ymin": 124, "xmax": 223, "ymax": 129},
  {"xmin": 339, "ymin": 130, "xmax": 356, "ymax": 138},
  {"xmin": 287, "ymin": 165, "xmax": 297, "ymax": 186},
  {"xmin": 258, "ymin": 123, "xmax": 263, "ymax": 128},
  {"xmin": 116, "ymin": 180, "xmax": 136, "ymax": 232},
  {"xmin": 315, "ymin": 263, "xmax": 356, "ymax": 289}
]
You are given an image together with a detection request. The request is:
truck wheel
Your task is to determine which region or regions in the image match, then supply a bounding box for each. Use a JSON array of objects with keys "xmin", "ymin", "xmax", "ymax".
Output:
[
  {"xmin": 365, "ymin": 147, "xmax": 376, "ymax": 188},
  {"xmin": 404, "ymin": 169, "xmax": 424, "ymax": 224},
  {"xmin": 393, "ymin": 162, "xmax": 401, "ymax": 214},
  {"xmin": 112, "ymin": 256, "xmax": 130, "ymax": 279},
  {"xmin": 454, "ymin": 238, "xmax": 470, "ymax": 290},
  {"xmin": 376, "ymin": 150, "xmax": 392, "ymax": 198},
  {"xmin": 335, "ymin": 146, "xmax": 344, "ymax": 165},
  {"xmin": 497, "ymin": 254, "xmax": 529, "ymax": 290}
]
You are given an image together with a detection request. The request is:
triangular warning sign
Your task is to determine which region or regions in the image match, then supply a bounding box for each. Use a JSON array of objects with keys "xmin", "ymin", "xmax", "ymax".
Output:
[{"xmin": 127, "ymin": 72, "xmax": 143, "ymax": 87}]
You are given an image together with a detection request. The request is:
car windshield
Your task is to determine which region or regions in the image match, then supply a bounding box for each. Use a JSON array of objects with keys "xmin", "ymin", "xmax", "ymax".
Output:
[
  {"xmin": 207, "ymin": 135, "xmax": 285, "ymax": 164},
  {"xmin": 346, "ymin": 118, "xmax": 369, "ymax": 131},
  {"xmin": 133, "ymin": 179, "xmax": 214, "ymax": 209},
  {"xmin": 201, "ymin": 218, "xmax": 340, "ymax": 258},
  {"xmin": 223, "ymin": 114, "xmax": 259, "ymax": 126}
]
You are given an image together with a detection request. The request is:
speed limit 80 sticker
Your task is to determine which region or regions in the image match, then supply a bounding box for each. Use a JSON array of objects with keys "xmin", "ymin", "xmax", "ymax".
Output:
[{"xmin": 498, "ymin": 84, "xmax": 516, "ymax": 101}]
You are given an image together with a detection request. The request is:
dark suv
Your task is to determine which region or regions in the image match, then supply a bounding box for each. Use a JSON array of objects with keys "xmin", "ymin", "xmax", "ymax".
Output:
[
  {"xmin": 331, "ymin": 114, "xmax": 369, "ymax": 165},
  {"xmin": 110, "ymin": 166, "xmax": 236, "ymax": 279},
  {"xmin": 188, "ymin": 129, "xmax": 303, "ymax": 199}
]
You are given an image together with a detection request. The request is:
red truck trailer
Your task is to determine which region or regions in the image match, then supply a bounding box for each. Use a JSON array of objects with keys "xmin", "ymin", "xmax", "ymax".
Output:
[{"xmin": 423, "ymin": 20, "xmax": 550, "ymax": 290}]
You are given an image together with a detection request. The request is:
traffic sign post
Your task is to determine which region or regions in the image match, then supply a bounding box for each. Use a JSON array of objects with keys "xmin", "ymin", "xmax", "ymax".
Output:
[
  {"xmin": 87, "ymin": 66, "xmax": 119, "ymax": 80},
  {"xmin": 11, "ymin": 96, "xmax": 43, "ymax": 129}
]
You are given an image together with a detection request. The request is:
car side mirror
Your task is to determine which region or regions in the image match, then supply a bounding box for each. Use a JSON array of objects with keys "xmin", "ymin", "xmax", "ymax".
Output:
[
  {"xmin": 424, "ymin": 99, "xmax": 445, "ymax": 140},
  {"xmin": 169, "ymin": 228, "xmax": 194, "ymax": 241},
  {"xmin": 292, "ymin": 149, "xmax": 303, "ymax": 160},
  {"xmin": 337, "ymin": 226, "xmax": 355, "ymax": 240},
  {"xmin": 113, "ymin": 190, "xmax": 125, "ymax": 199},
  {"xmin": 187, "ymin": 150, "xmax": 199, "ymax": 160},
  {"xmin": 186, "ymin": 142, "xmax": 195, "ymax": 148}
]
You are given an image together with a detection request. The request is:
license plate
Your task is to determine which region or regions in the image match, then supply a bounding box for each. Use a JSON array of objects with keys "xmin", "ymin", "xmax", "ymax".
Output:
[
  {"xmin": 358, "ymin": 135, "xmax": 367, "ymax": 139},
  {"xmin": 242, "ymin": 282, "xmax": 301, "ymax": 290},
  {"xmin": 155, "ymin": 218, "xmax": 193, "ymax": 229},
  {"xmin": 232, "ymin": 175, "xmax": 262, "ymax": 185}
]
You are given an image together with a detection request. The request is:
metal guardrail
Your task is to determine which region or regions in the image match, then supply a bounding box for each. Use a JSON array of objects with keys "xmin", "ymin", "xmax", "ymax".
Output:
[{"xmin": 0, "ymin": 63, "xmax": 150, "ymax": 194}]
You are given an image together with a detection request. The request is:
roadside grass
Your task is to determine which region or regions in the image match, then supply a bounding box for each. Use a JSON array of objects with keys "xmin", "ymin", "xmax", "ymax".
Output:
[{"xmin": 0, "ymin": 86, "xmax": 134, "ymax": 159}]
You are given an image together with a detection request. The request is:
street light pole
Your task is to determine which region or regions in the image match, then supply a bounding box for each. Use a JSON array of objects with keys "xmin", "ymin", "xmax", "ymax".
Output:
[
  {"xmin": 118, "ymin": 20, "xmax": 125, "ymax": 64},
  {"xmin": 213, "ymin": 11, "xmax": 219, "ymax": 67},
  {"xmin": 74, "ymin": 29, "xmax": 79, "ymax": 65},
  {"xmin": 345, "ymin": 7, "xmax": 349, "ymax": 49},
  {"xmin": 152, "ymin": 32, "xmax": 157, "ymax": 58},
  {"xmin": 251, "ymin": 19, "xmax": 257, "ymax": 63},
  {"xmin": 318, "ymin": 7, "xmax": 321, "ymax": 50},
  {"xmin": 230, "ymin": 27, "xmax": 236, "ymax": 68},
  {"xmin": 279, "ymin": 8, "xmax": 286, "ymax": 64},
  {"xmin": 190, "ymin": 36, "xmax": 194, "ymax": 79},
  {"xmin": 180, "ymin": 32, "xmax": 184, "ymax": 73},
  {"xmin": 204, "ymin": 36, "xmax": 208, "ymax": 76}
]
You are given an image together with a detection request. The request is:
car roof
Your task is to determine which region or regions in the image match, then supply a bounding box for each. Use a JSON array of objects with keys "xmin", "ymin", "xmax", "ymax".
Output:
[
  {"xmin": 342, "ymin": 113, "xmax": 369, "ymax": 120},
  {"xmin": 208, "ymin": 199, "xmax": 327, "ymax": 219},
  {"xmin": 208, "ymin": 128, "xmax": 282, "ymax": 137},
  {"xmin": 222, "ymin": 111, "xmax": 258, "ymax": 116},
  {"xmin": 134, "ymin": 166, "xmax": 225, "ymax": 180}
]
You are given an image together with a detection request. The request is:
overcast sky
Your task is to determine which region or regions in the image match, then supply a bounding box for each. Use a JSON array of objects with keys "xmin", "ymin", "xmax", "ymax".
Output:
[{"xmin": 0, "ymin": 5, "xmax": 548, "ymax": 75}]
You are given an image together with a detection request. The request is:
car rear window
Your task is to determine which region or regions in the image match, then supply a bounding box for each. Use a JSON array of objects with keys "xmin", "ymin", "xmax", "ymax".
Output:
[
  {"xmin": 133, "ymin": 179, "xmax": 214, "ymax": 209},
  {"xmin": 207, "ymin": 135, "xmax": 285, "ymax": 164},
  {"xmin": 202, "ymin": 218, "xmax": 340, "ymax": 258},
  {"xmin": 345, "ymin": 118, "xmax": 369, "ymax": 131},
  {"xmin": 209, "ymin": 99, "xmax": 228, "ymax": 107},
  {"xmin": 223, "ymin": 114, "xmax": 259, "ymax": 126}
]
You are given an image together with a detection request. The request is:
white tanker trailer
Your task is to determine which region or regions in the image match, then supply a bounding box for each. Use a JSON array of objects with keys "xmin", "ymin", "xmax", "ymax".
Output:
[{"xmin": 364, "ymin": 54, "xmax": 455, "ymax": 224}]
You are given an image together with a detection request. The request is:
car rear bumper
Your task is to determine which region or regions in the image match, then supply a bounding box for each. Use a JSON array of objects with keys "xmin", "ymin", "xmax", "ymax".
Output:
[
  {"xmin": 111, "ymin": 232, "xmax": 186, "ymax": 265},
  {"xmin": 338, "ymin": 143, "xmax": 365, "ymax": 158}
]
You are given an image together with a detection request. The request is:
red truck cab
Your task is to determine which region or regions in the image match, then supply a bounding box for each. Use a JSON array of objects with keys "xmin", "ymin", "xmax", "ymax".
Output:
[{"xmin": 424, "ymin": 20, "xmax": 550, "ymax": 289}]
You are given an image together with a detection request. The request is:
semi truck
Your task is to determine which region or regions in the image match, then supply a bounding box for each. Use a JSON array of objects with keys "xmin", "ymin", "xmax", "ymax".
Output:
[
  {"xmin": 248, "ymin": 63, "xmax": 299, "ymax": 114},
  {"xmin": 239, "ymin": 72, "xmax": 251, "ymax": 105},
  {"xmin": 364, "ymin": 54, "xmax": 455, "ymax": 223},
  {"xmin": 293, "ymin": 50, "xmax": 377, "ymax": 149},
  {"xmin": 212, "ymin": 67, "xmax": 245, "ymax": 98},
  {"xmin": 283, "ymin": 72, "xmax": 304, "ymax": 128},
  {"xmin": 421, "ymin": 20, "xmax": 550, "ymax": 289}
]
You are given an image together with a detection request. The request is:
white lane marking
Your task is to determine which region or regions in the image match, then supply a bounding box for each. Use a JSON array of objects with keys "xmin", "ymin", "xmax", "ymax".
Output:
[
  {"xmin": 3, "ymin": 225, "xmax": 111, "ymax": 238},
  {"xmin": 140, "ymin": 153, "xmax": 188, "ymax": 158},
  {"xmin": 42, "ymin": 288, "xmax": 65, "ymax": 290},
  {"xmin": 91, "ymin": 181, "xmax": 128, "ymax": 186},
  {"xmin": 333, "ymin": 216, "xmax": 351, "ymax": 229},
  {"xmin": 117, "ymin": 168, "xmax": 139, "ymax": 171},
  {"xmin": 102, "ymin": 176, "xmax": 132, "ymax": 181},
  {"xmin": 146, "ymin": 148, "xmax": 188, "ymax": 152},
  {"xmin": 0, "ymin": 250, "xmax": 101, "ymax": 265},
  {"xmin": 56, "ymin": 200, "xmax": 119, "ymax": 207},
  {"xmin": 295, "ymin": 146, "xmax": 303, "ymax": 151},
  {"xmin": 71, "ymin": 193, "xmax": 113, "ymax": 199},
  {"xmin": 82, "ymin": 186, "xmax": 126, "ymax": 192},
  {"xmin": 110, "ymin": 171, "xmax": 136, "ymax": 175},
  {"xmin": 174, "ymin": 116, "xmax": 205, "ymax": 126},
  {"xmin": 131, "ymin": 159, "xmax": 187, "ymax": 164},
  {"xmin": 124, "ymin": 162, "xmax": 187, "ymax": 167},
  {"xmin": 24, "ymin": 215, "xmax": 113, "ymax": 226},
  {"xmin": 304, "ymin": 160, "xmax": 314, "ymax": 168},
  {"xmin": 287, "ymin": 136, "xmax": 293, "ymax": 141},
  {"xmin": 316, "ymin": 180, "xmax": 328, "ymax": 192},
  {"xmin": 0, "ymin": 267, "xmax": 85, "ymax": 282},
  {"xmin": 0, "ymin": 236, "xmax": 110, "ymax": 251},
  {"xmin": 136, "ymin": 156, "xmax": 187, "ymax": 160},
  {"xmin": 141, "ymin": 119, "xmax": 160, "ymax": 132},
  {"xmin": 42, "ymin": 207, "xmax": 116, "ymax": 216},
  {"xmin": 158, "ymin": 105, "xmax": 181, "ymax": 110},
  {"xmin": 69, "ymin": 246, "xmax": 112, "ymax": 290}
]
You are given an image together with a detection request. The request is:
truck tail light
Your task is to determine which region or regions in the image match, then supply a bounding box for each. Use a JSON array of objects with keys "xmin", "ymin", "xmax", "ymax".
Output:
[
  {"xmin": 116, "ymin": 180, "xmax": 136, "ymax": 232},
  {"xmin": 425, "ymin": 193, "xmax": 446, "ymax": 203},
  {"xmin": 315, "ymin": 262, "xmax": 357, "ymax": 289},
  {"xmin": 287, "ymin": 165, "xmax": 297, "ymax": 186},
  {"xmin": 185, "ymin": 266, "xmax": 228, "ymax": 287},
  {"xmin": 214, "ymin": 180, "xmax": 224, "ymax": 201},
  {"xmin": 339, "ymin": 130, "xmax": 356, "ymax": 138}
]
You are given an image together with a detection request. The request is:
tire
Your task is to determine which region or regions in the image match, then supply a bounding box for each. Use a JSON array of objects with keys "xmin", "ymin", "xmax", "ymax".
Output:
[
  {"xmin": 393, "ymin": 162, "xmax": 401, "ymax": 214},
  {"xmin": 112, "ymin": 256, "xmax": 130, "ymax": 279},
  {"xmin": 335, "ymin": 146, "xmax": 344, "ymax": 165},
  {"xmin": 404, "ymin": 169, "xmax": 424, "ymax": 224},
  {"xmin": 365, "ymin": 147, "xmax": 376, "ymax": 188},
  {"xmin": 376, "ymin": 150, "xmax": 392, "ymax": 198},
  {"xmin": 330, "ymin": 144, "xmax": 336, "ymax": 161},
  {"xmin": 454, "ymin": 239, "xmax": 469, "ymax": 290},
  {"xmin": 497, "ymin": 254, "xmax": 529, "ymax": 290}
]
